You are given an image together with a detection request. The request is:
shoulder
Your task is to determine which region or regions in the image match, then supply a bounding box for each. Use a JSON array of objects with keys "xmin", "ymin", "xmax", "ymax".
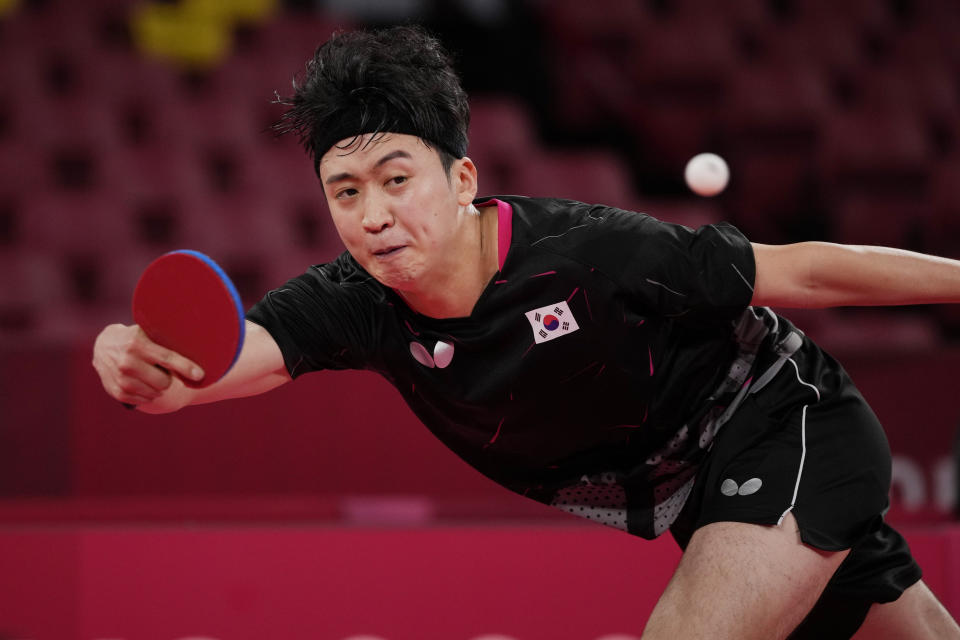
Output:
[
  {"xmin": 293, "ymin": 252, "xmax": 385, "ymax": 296},
  {"xmin": 496, "ymin": 195, "xmax": 625, "ymax": 225},
  {"xmin": 489, "ymin": 194, "xmax": 750, "ymax": 273},
  {"xmin": 498, "ymin": 195, "xmax": 667, "ymax": 259},
  {"xmin": 260, "ymin": 252, "xmax": 390, "ymax": 318}
]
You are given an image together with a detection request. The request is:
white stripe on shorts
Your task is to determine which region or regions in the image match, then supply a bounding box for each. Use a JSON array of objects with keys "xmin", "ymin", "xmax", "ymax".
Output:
[{"xmin": 777, "ymin": 357, "xmax": 821, "ymax": 525}]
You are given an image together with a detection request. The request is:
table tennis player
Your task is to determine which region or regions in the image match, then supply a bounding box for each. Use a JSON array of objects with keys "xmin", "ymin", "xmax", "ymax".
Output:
[{"xmin": 92, "ymin": 25, "xmax": 960, "ymax": 639}]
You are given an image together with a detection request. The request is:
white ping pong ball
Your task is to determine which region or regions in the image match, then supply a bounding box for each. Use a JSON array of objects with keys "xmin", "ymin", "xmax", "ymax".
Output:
[{"xmin": 684, "ymin": 152, "xmax": 729, "ymax": 197}]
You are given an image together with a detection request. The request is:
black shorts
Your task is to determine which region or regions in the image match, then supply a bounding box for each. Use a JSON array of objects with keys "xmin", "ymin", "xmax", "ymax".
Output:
[{"xmin": 670, "ymin": 334, "xmax": 922, "ymax": 636}]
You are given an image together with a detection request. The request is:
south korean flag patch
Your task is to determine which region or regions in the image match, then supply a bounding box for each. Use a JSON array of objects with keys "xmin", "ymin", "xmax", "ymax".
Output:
[{"xmin": 525, "ymin": 300, "xmax": 580, "ymax": 344}]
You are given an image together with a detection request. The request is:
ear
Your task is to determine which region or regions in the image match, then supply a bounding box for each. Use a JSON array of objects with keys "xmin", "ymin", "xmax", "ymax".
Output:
[{"xmin": 453, "ymin": 156, "xmax": 479, "ymax": 206}]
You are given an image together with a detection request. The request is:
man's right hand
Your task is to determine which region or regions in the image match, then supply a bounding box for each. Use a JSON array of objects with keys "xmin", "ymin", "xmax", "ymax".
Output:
[{"xmin": 92, "ymin": 323, "xmax": 204, "ymax": 410}]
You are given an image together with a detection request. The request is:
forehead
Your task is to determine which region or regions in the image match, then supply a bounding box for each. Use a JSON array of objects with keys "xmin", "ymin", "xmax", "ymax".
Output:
[{"xmin": 318, "ymin": 133, "xmax": 437, "ymax": 178}]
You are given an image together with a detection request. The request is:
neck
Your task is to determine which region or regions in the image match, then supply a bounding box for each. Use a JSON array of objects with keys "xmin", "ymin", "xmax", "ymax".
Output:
[{"xmin": 397, "ymin": 204, "xmax": 499, "ymax": 318}]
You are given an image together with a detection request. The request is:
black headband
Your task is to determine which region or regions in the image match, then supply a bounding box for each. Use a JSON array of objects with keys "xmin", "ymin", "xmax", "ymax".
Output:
[{"xmin": 312, "ymin": 88, "xmax": 466, "ymax": 173}]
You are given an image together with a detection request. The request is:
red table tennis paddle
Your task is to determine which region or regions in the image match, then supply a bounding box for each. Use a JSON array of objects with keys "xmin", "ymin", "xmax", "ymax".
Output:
[{"xmin": 131, "ymin": 250, "xmax": 245, "ymax": 389}]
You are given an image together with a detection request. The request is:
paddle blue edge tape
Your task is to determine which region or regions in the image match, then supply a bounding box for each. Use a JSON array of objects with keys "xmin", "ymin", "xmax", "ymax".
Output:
[{"xmin": 168, "ymin": 249, "xmax": 246, "ymax": 373}]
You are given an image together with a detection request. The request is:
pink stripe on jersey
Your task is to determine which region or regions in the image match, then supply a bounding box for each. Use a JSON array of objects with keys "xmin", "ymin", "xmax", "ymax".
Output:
[{"xmin": 475, "ymin": 198, "xmax": 513, "ymax": 271}]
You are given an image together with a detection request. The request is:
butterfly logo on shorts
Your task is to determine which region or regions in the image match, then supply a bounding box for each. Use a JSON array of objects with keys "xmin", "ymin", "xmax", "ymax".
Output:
[{"xmin": 721, "ymin": 477, "xmax": 763, "ymax": 496}]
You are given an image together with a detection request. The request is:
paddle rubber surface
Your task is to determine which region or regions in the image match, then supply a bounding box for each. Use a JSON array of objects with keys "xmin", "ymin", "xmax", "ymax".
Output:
[{"xmin": 132, "ymin": 250, "xmax": 245, "ymax": 388}]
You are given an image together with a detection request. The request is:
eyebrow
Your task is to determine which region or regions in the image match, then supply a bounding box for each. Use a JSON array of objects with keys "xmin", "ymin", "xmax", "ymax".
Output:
[{"xmin": 323, "ymin": 149, "xmax": 413, "ymax": 186}]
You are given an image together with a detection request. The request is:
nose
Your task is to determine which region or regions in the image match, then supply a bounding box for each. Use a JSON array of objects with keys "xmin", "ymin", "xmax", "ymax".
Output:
[{"xmin": 361, "ymin": 199, "xmax": 394, "ymax": 233}]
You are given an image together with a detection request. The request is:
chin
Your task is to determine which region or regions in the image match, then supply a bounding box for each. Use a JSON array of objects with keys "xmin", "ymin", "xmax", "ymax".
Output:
[
  {"xmin": 370, "ymin": 267, "xmax": 418, "ymax": 291},
  {"xmin": 378, "ymin": 257, "xmax": 423, "ymax": 286}
]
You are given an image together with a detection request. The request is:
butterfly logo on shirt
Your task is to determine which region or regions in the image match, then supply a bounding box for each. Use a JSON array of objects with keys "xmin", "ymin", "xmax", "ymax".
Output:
[{"xmin": 409, "ymin": 340, "xmax": 455, "ymax": 369}]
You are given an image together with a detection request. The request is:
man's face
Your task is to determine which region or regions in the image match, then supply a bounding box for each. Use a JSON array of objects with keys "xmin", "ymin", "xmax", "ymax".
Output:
[{"xmin": 318, "ymin": 133, "xmax": 473, "ymax": 292}]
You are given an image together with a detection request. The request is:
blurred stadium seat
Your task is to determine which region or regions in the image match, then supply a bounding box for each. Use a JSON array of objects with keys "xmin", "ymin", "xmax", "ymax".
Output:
[
  {"xmin": 0, "ymin": 0, "xmax": 958, "ymax": 344},
  {"xmin": 818, "ymin": 108, "xmax": 932, "ymax": 199},
  {"xmin": 509, "ymin": 148, "xmax": 639, "ymax": 209},
  {"xmin": 534, "ymin": 0, "xmax": 645, "ymax": 52},
  {"xmin": 467, "ymin": 95, "xmax": 538, "ymax": 195},
  {"xmin": 923, "ymin": 156, "xmax": 960, "ymax": 258},
  {"xmin": 0, "ymin": 250, "xmax": 71, "ymax": 337},
  {"xmin": 106, "ymin": 142, "xmax": 207, "ymax": 202},
  {"xmin": 724, "ymin": 62, "xmax": 831, "ymax": 145},
  {"xmin": 229, "ymin": 11, "xmax": 350, "ymax": 76},
  {"xmin": 830, "ymin": 193, "xmax": 926, "ymax": 249}
]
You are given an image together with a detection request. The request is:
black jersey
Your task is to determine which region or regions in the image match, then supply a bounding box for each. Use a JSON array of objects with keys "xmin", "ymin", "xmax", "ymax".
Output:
[{"xmin": 247, "ymin": 195, "xmax": 770, "ymax": 538}]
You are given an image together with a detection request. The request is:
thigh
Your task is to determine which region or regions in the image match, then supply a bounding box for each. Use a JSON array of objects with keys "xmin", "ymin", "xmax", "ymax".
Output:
[
  {"xmin": 854, "ymin": 580, "xmax": 960, "ymax": 639},
  {"xmin": 642, "ymin": 513, "xmax": 848, "ymax": 640}
]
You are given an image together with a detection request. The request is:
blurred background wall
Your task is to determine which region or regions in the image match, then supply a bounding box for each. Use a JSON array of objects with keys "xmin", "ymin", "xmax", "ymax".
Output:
[
  {"xmin": 3, "ymin": 0, "xmax": 960, "ymax": 346},
  {"xmin": 1, "ymin": 1, "xmax": 960, "ymax": 637}
]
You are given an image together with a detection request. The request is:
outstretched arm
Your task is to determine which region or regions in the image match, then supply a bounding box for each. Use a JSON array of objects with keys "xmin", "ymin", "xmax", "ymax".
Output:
[
  {"xmin": 92, "ymin": 320, "xmax": 291, "ymax": 414},
  {"xmin": 752, "ymin": 242, "xmax": 960, "ymax": 309}
]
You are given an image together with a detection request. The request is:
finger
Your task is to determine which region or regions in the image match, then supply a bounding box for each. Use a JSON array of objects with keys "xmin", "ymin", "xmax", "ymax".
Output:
[
  {"xmin": 116, "ymin": 354, "xmax": 174, "ymax": 392},
  {"xmin": 111, "ymin": 381, "xmax": 158, "ymax": 406},
  {"xmin": 111, "ymin": 367, "xmax": 167, "ymax": 400},
  {"xmin": 118, "ymin": 394, "xmax": 155, "ymax": 407},
  {"xmin": 131, "ymin": 329, "xmax": 205, "ymax": 383}
]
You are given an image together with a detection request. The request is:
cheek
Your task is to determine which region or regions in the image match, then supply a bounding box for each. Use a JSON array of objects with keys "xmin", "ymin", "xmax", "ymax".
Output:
[
  {"xmin": 407, "ymin": 182, "xmax": 457, "ymax": 236},
  {"xmin": 328, "ymin": 210, "xmax": 360, "ymax": 248}
]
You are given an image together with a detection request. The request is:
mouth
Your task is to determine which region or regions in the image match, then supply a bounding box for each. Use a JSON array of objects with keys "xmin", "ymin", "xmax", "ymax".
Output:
[{"xmin": 372, "ymin": 245, "xmax": 406, "ymax": 258}]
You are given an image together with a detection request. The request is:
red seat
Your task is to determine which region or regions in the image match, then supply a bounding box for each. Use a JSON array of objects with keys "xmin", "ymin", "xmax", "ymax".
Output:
[
  {"xmin": 830, "ymin": 193, "xmax": 926, "ymax": 249},
  {"xmin": 621, "ymin": 19, "xmax": 737, "ymax": 168},
  {"xmin": 468, "ymin": 96, "xmax": 538, "ymax": 195},
  {"xmin": 723, "ymin": 62, "xmax": 830, "ymax": 146},
  {"xmin": 0, "ymin": 250, "xmax": 71, "ymax": 338},
  {"xmin": 0, "ymin": 142, "xmax": 47, "ymax": 193},
  {"xmin": 661, "ymin": 0, "xmax": 767, "ymax": 28},
  {"xmin": 818, "ymin": 108, "xmax": 932, "ymax": 198},
  {"xmin": 726, "ymin": 150, "xmax": 820, "ymax": 244},
  {"xmin": 176, "ymin": 191, "xmax": 292, "ymax": 256},
  {"xmin": 893, "ymin": 0, "xmax": 960, "ymax": 69},
  {"xmin": 854, "ymin": 62, "xmax": 959, "ymax": 125},
  {"xmin": 509, "ymin": 149, "xmax": 639, "ymax": 209},
  {"xmin": 31, "ymin": 93, "xmax": 126, "ymax": 150},
  {"xmin": 19, "ymin": 191, "xmax": 131, "ymax": 254},
  {"xmin": 0, "ymin": 58, "xmax": 46, "ymax": 146},
  {"xmin": 813, "ymin": 309, "xmax": 941, "ymax": 355},
  {"xmin": 548, "ymin": 50, "xmax": 636, "ymax": 134},
  {"xmin": 719, "ymin": 63, "xmax": 830, "ymax": 244},
  {"xmin": 533, "ymin": 0, "xmax": 645, "ymax": 52},
  {"xmin": 97, "ymin": 248, "xmax": 170, "ymax": 314},
  {"xmin": 258, "ymin": 135, "xmax": 322, "ymax": 198},
  {"xmin": 196, "ymin": 49, "xmax": 286, "ymax": 106},
  {"xmin": 233, "ymin": 12, "xmax": 353, "ymax": 78},
  {"xmin": 922, "ymin": 157, "xmax": 960, "ymax": 258},
  {"xmin": 787, "ymin": 0, "xmax": 895, "ymax": 32},
  {"xmin": 534, "ymin": 0, "xmax": 646, "ymax": 134},
  {"xmin": 0, "ymin": 3, "xmax": 102, "ymax": 61},
  {"xmin": 197, "ymin": 91, "xmax": 266, "ymax": 139},
  {"xmin": 86, "ymin": 55, "xmax": 191, "ymax": 147},
  {"xmin": 628, "ymin": 18, "xmax": 738, "ymax": 88},
  {"xmin": 764, "ymin": 16, "xmax": 870, "ymax": 73},
  {"xmin": 106, "ymin": 143, "xmax": 207, "ymax": 201}
]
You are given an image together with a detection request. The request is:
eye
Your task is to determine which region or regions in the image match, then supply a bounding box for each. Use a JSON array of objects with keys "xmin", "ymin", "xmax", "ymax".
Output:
[
  {"xmin": 335, "ymin": 187, "xmax": 358, "ymax": 200},
  {"xmin": 389, "ymin": 176, "xmax": 408, "ymax": 186}
]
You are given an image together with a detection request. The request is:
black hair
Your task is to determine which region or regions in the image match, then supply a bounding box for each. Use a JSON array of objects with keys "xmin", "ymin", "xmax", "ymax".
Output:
[{"xmin": 274, "ymin": 25, "xmax": 470, "ymax": 178}]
